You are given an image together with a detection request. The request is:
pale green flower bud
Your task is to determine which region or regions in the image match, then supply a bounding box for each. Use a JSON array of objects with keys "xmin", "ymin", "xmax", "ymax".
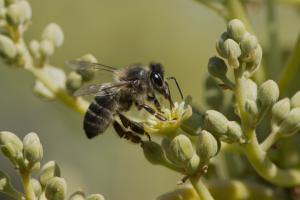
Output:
[
  {"xmin": 0, "ymin": 35, "xmax": 17, "ymax": 58},
  {"xmin": 87, "ymin": 194, "xmax": 105, "ymax": 200},
  {"xmin": 227, "ymin": 19, "xmax": 246, "ymax": 42},
  {"xmin": 244, "ymin": 45, "xmax": 262, "ymax": 77},
  {"xmin": 156, "ymin": 186, "xmax": 198, "ymax": 200},
  {"xmin": 185, "ymin": 153, "xmax": 200, "ymax": 175},
  {"xmin": 207, "ymin": 56, "xmax": 228, "ymax": 79},
  {"xmin": 169, "ymin": 135, "xmax": 194, "ymax": 165},
  {"xmin": 142, "ymin": 141, "xmax": 166, "ymax": 165},
  {"xmin": 6, "ymin": 1, "xmax": 31, "ymax": 25},
  {"xmin": 203, "ymin": 110, "xmax": 228, "ymax": 137},
  {"xmin": 42, "ymin": 23, "xmax": 64, "ymax": 47},
  {"xmin": 240, "ymin": 33, "xmax": 258, "ymax": 57},
  {"xmin": 39, "ymin": 161, "xmax": 61, "ymax": 187},
  {"xmin": 222, "ymin": 121, "xmax": 242, "ymax": 143},
  {"xmin": 245, "ymin": 79, "xmax": 257, "ymax": 101},
  {"xmin": 272, "ymin": 98, "xmax": 290, "ymax": 124},
  {"xmin": 278, "ymin": 108, "xmax": 300, "ymax": 137},
  {"xmin": 162, "ymin": 137, "xmax": 181, "ymax": 166},
  {"xmin": 33, "ymin": 81, "xmax": 55, "ymax": 100},
  {"xmin": 76, "ymin": 54, "xmax": 97, "ymax": 81},
  {"xmin": 291, "ymin": 91, "xmax": 300, "ymax": 108},
  {"xmin": 0, "ymin": 131, "xmax": 23, "ymax": 163},
  {"xmin": 40, "ymin": 39, "xmax": 55, "ymax": 57},
  {"xmin": 29, "ymin": 40, "xmax": 41, "ymax": 60},
  {"xmin": 196, "ymin": 130, "xmax": 219, "ymax": 162},
  {"xmin": 223, "ymin": 39, "xmax": 241, "ymax": 68},
  {"xmin": 257, "ymin": 80, "xmax": 279, "ymax": 106},
  {"xmin": 66, "ymin": 71, "xmax": 83, "ymax": 94},
  {"xmin": 245, "ymin": 99, "xmax": 259, "ymax": 118},
  {"xmin": 216, "ymin": 32, "xmax": 229, "ymax": 58},
  {"xmin": 23, "ymin": 132, "xmax": 43, "ymax": 167},
  {"xmin": 69, "ymin": 191, "xmax": 86, "ymax": 200},
  {"xmin": 31, "ymin": 178, "xmax": 42, "ymax": 198},
  {"xmin": 45, "ymin": 177, "xmax": 67, "ymax": 200}
]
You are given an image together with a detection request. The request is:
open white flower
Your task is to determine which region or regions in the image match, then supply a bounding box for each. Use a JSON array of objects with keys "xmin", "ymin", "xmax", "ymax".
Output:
[{"xmin": 144, "ymin": 102, "xmax": 192, "ymax": 136}]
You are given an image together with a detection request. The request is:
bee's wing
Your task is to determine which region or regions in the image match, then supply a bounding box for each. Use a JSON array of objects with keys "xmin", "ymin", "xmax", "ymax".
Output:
[
  {"xmin": 66, "ymin": 60, "xmax": 118, "ymax": 73},
  {"xmin": 73, "ymin": 82, "xmax": 131, "ymax": 96}
]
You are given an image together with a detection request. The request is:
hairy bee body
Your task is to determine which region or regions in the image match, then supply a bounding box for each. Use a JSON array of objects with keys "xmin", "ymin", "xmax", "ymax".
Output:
[
  {"xmin": 84, "ymin": 65, "xmax": 149, "ymax": 138},
  {"xmin": 67, "ymin": 60, "xmax": 178, "ymax": 141}
]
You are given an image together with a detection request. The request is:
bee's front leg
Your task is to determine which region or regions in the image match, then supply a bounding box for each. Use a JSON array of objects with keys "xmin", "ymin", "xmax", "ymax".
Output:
[
  {"xmin": 136, "ymin": 102, "xmax": 167, "ymax": 121},
  {"xmin": 147, "ymin": 94, "xmax": 162, "ymax": 113}
]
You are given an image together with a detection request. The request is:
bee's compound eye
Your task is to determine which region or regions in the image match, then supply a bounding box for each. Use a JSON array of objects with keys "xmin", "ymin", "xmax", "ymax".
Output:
[{"xmin": 151, "ymin": 73, "xmax": 163, "ymax": 87}]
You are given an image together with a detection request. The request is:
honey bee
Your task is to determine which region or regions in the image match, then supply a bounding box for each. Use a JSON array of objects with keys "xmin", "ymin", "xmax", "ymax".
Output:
[{"xmin": 67, "ymin": 60, "xmax": 183, "ymax": 144}]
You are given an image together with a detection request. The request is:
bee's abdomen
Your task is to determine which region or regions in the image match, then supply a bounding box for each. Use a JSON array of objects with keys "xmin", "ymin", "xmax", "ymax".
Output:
[{"xmin": 84, "ymin": 96, "xmax": 116, "ymax": 139}]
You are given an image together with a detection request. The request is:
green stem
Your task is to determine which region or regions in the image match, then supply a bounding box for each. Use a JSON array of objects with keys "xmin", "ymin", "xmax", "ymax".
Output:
[
  {"xmin": 278, "ymin": 34, "xmax": 300, "ymax": 94},
  {"xmin": 16, "ymin": 38, "xmax": 89, "ymax": 115},
  {"xmin": 260, "ymin": 130, "xmax": 280, "ymax": 151},
  {"xmin": 194, "ymin": 0, "xmax": 229, "ymax": 19},
  {"xmin": 190, "ymin": 177, "xmax": 215, "ymax": 200},
  {"xmin": 20, "ymin": 172, "xmax": 36, "ymax": 200},
  {"xmin": 266, "ymin": 0, "xmax": 281, "ymax": 78},
  {"xmin": 242, "ymin": 130, "xmax": 300, "ymax": 186},
  {"xmin": 233, "ymin": 60, "xmax": 300, "ymax": 186}
]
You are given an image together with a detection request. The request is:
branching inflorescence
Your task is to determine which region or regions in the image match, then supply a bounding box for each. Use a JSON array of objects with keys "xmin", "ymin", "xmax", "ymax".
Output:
[{"xmin": 1, "ymin": 0, "xmax": 300, "ymax": 200}]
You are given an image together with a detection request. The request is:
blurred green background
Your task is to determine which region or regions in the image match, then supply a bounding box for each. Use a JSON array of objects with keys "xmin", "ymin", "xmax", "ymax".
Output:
[{"xmin": 0, "ymin": 0, "xmax": 299, "ymax": 199}]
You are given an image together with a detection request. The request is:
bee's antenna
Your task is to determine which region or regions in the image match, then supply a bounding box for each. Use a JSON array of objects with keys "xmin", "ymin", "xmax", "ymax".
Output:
[
  {"xmin": 167, "ymin": 77, "xmax": 184, "ymax": 100},
  {"xmin": 165, "ymin": 81, "xmax": 174, "ymax": 108}
]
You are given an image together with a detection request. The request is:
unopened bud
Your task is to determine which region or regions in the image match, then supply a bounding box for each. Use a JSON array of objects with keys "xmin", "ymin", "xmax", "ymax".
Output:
[
  {"xmin": 69, "ymin": 191, "xmax": 86, "ymax": 200},
  {"xmin": 223, "ymin": 39, "xmax": 241, "ymax": 68},
  {"xmin": 227, "ymin": 19, "xmax": 246, "ymax": 42},
  {"xmin": 42, "ymin": 23, "xmax": 64, "ymax": 47},
  {"xmin": 216, "ymin": 32, "xmax": 229, "ymax": 58},
  {"xmin": 76, "ymin": 54, "xmax": 97, "ymax": 81},
  {"xmin": 207, "ymin": 56, "xmax": 228, "ymax": 79},
  {"xmin": 23, "ymin": 132, "xmax": 43, "ymax": 167},
  {"xmin": 257, "ymin": 80, "xmax": 279, "ymax": 106},
  {"xmin": 272, "ymin": 98, "xmax": 290, "ymax": 124},
  {"xmin": 33, "ymin": 81, "xmax": 55, "ymax": 100},
  {"xmin": 222, "ymin": 121, "xmax": 243, "ymax": 143},
  {"xmin": 39, "ymin": 161, "xmax": 61, "ymax": 186},
  {"xmin": 169, "ymin": 135, "xmax": 194, "ymax": 165},
  {"xmin": 245, "ymin": 99, "xmax": 259, "ymax": 118},
  {"xmin": 0, "ymin": 35, "xmax": 17, "ymax": 58},
  {"xmin": 66, "ymin": 72, "xmax": 82, "ymax": 94},
  {"xmin": 87, "ymin": 194, "xmax": 105, "ymax": 200},
  {"xmin": 45, "ymin": 177, "xmax": 67, "ymax": 200},
  {"xmin": 245, "ymin": 45, "xmax": 262, "ymax": 77},
  {"xmin": 203, "ymin": 110, "xmax": 228, "ymax": 137},
  {"xmin": 29, "ymin": 40, "xmax": 41, "ymax": 60},
  {"xmin": 31, "ymin": 178, "xmax": 42, "ymax": 198},
  {"xmin": 185, "ymin": 153, "xmax": 200, "ymax": 175},
  {"xmin": 0, "ymin": 131, "xmax": 23, "ymax": 163},
  {"xmin": 291, "ymin": 91, "xmax": 300, "ymax": 108},
  {"xmin": 278, "ymin": 108, "xmax": 300, "ymax": 137},
  {"xmin": 40, "ymin": 40, "xmax": 54, "ymax": 57},
  {"xmin": 240, "ymin": 33, "xmax": 258, "ymax": 57},
  {"xmin": 6, "ymin": 1, "xmax": 31, "ymax": 25},
  {"xmin": 142, "ymin": 141, "xmax": 166, "ymax": 165},
  {"xmin": 245, "ymin": 79, "xmax": 257, "ymax": 101},
  {"xmin": 196, "ymin": 130, "xmax": 219, "ymax": 162}
]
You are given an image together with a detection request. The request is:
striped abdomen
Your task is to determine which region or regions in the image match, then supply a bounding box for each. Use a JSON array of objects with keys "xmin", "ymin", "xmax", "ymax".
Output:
[{"xmin": 84, "ymin": 95, "xmax": 116, "ymax": 139}]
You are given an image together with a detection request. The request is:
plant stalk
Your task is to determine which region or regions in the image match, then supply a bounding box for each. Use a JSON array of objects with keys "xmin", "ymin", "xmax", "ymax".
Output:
[{"xmin": 190, "ymin": 177, "xmax": 215, "ymax": 200}]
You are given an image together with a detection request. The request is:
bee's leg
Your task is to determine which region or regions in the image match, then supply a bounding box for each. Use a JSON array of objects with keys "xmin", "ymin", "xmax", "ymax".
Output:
[
  {"xmin": 118, "ymin": 113, "xmax": 151, "ymax": 141},
  {"xmin": 137, "ymin": 103, "xmax": 167, "ymax": 121},
  {"xmin": 113, "ymin": 121, "xmax": 142, "ymax": 144},
  {"xmin": 147, "ymin": 95, "xmax": 162, "ymax": 113}
]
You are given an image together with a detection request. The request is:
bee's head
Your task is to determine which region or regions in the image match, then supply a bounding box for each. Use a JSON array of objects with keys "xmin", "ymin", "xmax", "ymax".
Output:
[{"xmin": 149, "ymin": 62, "xmax": 173, "ymax": 107}]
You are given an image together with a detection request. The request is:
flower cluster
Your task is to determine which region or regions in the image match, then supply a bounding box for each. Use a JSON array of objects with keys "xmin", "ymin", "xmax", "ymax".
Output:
[{"xmin": 0, "ymin": 131, "xmax": 105, "ymax": 200}]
